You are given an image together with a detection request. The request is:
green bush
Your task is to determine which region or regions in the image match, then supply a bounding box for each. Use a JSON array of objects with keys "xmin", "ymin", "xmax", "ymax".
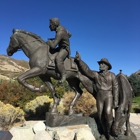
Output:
[
  {"xmin": 128, "ymin": 74, "xmax": 140, "ymax": 97},
  {"xmin": 131, "ymin": 96, "xmax": 140, "ymax": 113},
  {"xmin": 131, "ymin": 105, "xmax": 140, "ymax": 113},
  {"xmin": 0, "ymin": 79, "xmax": 50, "ymax": 109}
]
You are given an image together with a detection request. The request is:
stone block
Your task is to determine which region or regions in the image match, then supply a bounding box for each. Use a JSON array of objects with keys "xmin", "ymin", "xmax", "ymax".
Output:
[
  {"xmin": 75, "ymin": 128, "xmax": 96, "ymax": 140},
  {"xmin": 33, "ymin": 121, "xmax": 46, "ymax": 134},
  {"xmin": 54, "ymin": 129, "xmax": 75, "ymax": 140},
  {"xmin": 33, "ymin": 130, "xmax": 52, "ymax": 140},
  {"xmin": 0, "ymin": 131, "xmax": 12, "ymax": 140},
  {"xmin": 10, "ymin": 126, "xmax": 34, "ymax": 140}
]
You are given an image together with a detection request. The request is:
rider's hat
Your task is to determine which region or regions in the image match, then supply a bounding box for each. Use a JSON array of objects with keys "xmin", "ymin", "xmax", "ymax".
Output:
[{"xmin": 97, "ymin": 58, "xmax": 112, "ymax": 70}]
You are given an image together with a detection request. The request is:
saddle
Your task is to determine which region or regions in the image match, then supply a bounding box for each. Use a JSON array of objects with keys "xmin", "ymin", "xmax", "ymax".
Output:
[{"xmin": 47, "ymin": 50, "xmax": 78, "ymax": 71}]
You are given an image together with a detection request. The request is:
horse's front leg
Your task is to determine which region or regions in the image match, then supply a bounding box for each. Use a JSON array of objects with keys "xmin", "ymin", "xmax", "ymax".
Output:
[
  {"xmin": 17, "ymin": 67, "xmax": 46, "ymax": 92},
  {"xmin": 67, "ymin": 79, "xmax": 83, "ymax": 115},
  {"xmin": 39, "ymin": 75, "xmax": 59, "ymax": 114}
]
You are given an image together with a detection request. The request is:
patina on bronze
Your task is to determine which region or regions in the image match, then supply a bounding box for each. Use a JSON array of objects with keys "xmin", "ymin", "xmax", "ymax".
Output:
[
  {"xmin": 75, "ymin": 52, "xmax": 136, "ymax": 140},
  {"xmin": 46, "ymin": 18, "xmax": 72, "ymax": 84},
  {"xmin": 6, "ymin": 29, "xmax": 95, "ymax": 116}
]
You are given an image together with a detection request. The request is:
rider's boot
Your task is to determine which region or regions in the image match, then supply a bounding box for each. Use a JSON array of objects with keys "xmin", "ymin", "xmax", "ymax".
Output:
[
  {"xmin": 57, "ymin": 63, "xmax": 67, "ymax": 84},
  {"xmin": 59, "ymin": 73, "xmax": 67, "ymax": 84}
]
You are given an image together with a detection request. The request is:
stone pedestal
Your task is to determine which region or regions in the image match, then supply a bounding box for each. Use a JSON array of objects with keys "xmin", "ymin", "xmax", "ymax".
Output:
[
  {"xmin": 0, "ymin": 131, "xmax": 13, "ymax": 140},
  {"xmin": 46, "ymin": 112, "xmax": 90, "ymax": 127},
  {"xmin": 45, "ymin": 112, "xmax": 102, "ymax": 140},
  {"xmin": 45, "ymin": 112, "xmax": 137, "ymax": 140}
]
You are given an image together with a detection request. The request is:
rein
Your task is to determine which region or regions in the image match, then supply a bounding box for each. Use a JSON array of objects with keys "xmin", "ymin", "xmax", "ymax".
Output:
[
  {"xmin": 13, "ymin": 34, "xmax": 47, "ymax": 52},
  {"xmin": 19, "ymin": 38, "xmax": 46, "ymax": 47}
]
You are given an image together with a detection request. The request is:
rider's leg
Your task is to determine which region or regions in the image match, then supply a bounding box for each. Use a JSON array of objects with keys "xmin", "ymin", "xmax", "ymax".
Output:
[{"xmin": 55, "ymin": 49, "xmax": 68, "ymax": 84}]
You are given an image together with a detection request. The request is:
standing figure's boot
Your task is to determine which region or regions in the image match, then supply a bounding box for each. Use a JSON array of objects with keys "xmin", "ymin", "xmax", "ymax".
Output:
[
  {"xmin": 106, "ymin": 121, "xmax": 114, "ymax": 140},
  {"xmin": 57, "ymin": 63, "xmax": 67, "ymax": 84}
]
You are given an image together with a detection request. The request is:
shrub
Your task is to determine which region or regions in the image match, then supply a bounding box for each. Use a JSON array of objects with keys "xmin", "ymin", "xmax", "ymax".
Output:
[
  {"xmin": 62, "ymin": 89, "xmax": 97, "ymax": 116},
  {"xmin": 0, "ymin": 101, "xmax": 25, "ymax": 130},
  {"xmin": 0, "ymin": 79, "xmax": 50, "ymax": 109},
  {"xmin": 24, "ymin": 95, "xmax": 53, "ymax": 119},
  {"xmin": 128, "ymin": 74, "xmax": 140, "ymax": 97},
  {"xmin": 131, "ymin": 105, "xmax": 140, "ymax": 113}
]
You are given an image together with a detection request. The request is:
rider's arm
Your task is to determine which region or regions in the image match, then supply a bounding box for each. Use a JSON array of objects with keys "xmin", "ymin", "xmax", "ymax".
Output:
[{"xmin": 48, "ymin": 31, "xmax": 63, "ymax": 49}]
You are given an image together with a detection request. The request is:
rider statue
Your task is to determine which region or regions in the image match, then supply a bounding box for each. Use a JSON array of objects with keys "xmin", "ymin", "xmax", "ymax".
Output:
[
  {"xmin": 47, "ymin": 18, "xmax": 72, "ymax": 84},
  {"xmin": 75, "ymin": 52, "xmax": 119, "ymax": 140}
]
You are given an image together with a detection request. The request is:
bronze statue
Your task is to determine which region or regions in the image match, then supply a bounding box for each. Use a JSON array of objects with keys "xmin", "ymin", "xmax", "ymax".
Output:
[
  {"xmin": 6, "ymin": 29, "xmax": 94, "ymax": 115},
  {"xmin": 75, "ymin": 52, "xmax": 118, "ymax": 140},
  {"xmin": 6, "ymin": 28, "xmax": 135, "ymax": 140},
  {"xmin": 46, "ymin": 18, "xmax": 72, "ymax": 84}
]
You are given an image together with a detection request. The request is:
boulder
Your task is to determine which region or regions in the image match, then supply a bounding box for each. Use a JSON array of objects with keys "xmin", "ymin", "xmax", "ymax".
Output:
[
  {"xmin": 33, "ymin": 130, "xmax": 52, "ymax": 140},
  {"xmin": 54, "ymin": 129, "xmax": 75, "ymax": 140},
  {"xmin": 75, "ymin": 128, "xmax": 96, "ymax": 140},
  {"xmin": 10, "ymin": 125, "xmax": 34, "ymax": 140},
  {"xmin": 33, "ymin": 121, "xmax": 46, "ymax": 133}
]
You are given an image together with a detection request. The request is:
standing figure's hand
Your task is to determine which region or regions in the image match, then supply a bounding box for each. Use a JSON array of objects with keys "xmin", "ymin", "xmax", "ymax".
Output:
[
  {"xmin": 114, "ymin": 101, "xmax": 118, "ymax": 109},
  {"xmin": 75, "ymin": 51, "xmax": 81, "ymax": 61},
  {"xmin": 46, "ymin": 39, "xmax": 52, "ymax": 46}
]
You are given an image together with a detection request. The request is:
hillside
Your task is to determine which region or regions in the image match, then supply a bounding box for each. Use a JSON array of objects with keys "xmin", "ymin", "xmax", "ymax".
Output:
[
  {"xmin": 0, "ymin": 55, "xmax": 29, "ymax": 80},
  {"xmin": 0, "ymin": 54, "xmax": 140, "ymax": 80}
]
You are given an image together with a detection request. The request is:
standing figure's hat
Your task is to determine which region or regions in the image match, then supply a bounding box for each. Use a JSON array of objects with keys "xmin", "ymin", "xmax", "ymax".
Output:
[{"xmin": 97, "ymin": 58, "xmax": 112, "ymax": 70}]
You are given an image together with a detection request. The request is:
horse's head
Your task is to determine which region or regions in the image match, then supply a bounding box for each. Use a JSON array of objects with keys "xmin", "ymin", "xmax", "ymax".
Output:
[{"xmin": 7, "ymin": 29, "xmax": 20, "ymax": 56}]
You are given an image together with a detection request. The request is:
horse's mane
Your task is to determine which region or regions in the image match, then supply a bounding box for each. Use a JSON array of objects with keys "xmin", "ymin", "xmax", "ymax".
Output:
[{"xmin": 14, "ymin": 29, "xmax": 46, "ymax": 44}]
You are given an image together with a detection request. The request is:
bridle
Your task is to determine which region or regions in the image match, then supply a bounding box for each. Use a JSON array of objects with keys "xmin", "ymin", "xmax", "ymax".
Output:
[{"xmin": 10, "ymin": 34, "xmax": 44, "ymax": 52}]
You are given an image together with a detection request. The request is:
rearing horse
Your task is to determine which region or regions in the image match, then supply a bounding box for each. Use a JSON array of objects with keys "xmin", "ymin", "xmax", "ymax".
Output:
[{"xmin": 7, "ymin": 29, "xmax": 95, "ymax": 115}]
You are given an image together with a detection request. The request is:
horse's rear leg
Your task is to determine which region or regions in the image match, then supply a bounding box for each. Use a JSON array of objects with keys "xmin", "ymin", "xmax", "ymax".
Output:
[
  {"xmin": 17, "ymin": 67, "xmax": 46, "ymax": 92},
  {"xmin": 126, "ymin": 102, "xmax": 132, "ymax": 136},
  {"xmin": 67, "ymin": 78, "xmax": 83, "ymax": 115},
  {"xmin": 39, "ymin": 75, "xmax": 59, "ymax": 113}
]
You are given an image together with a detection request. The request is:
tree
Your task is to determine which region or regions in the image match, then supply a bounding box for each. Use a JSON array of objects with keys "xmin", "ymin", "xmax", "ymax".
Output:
[{"xmin": 128, "ymin": 74, "xmax": 140, "ymax": 97}]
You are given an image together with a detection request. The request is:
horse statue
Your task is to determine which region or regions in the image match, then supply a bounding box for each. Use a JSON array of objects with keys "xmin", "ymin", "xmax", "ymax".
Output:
[
  {"xmin": 6, "ymin": 29, "xmax": 95, "ymax": 115},
  {"xmin": 112, "ymin": 70, "xmax": 134, "ymax": 138}
]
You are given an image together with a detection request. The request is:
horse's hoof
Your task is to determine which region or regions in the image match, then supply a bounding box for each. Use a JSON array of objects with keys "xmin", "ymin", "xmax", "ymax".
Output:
[
  {"xmin": 50, "ymin": 108, "xmax": 58, "ymax": 114},
  {"xmin": 126, "ymin": 130, "xmax": 132, "ymax": 136},
  {"xmin": 39, "ymin": 85, "xmax": 46, "ymax": 92},
  {"xmin": 68, "ymin": 110, "xmax": 75, "ymax": 115}
]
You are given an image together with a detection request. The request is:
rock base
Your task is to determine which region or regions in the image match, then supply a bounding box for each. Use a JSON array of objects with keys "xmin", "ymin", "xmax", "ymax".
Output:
[{"xmin": 46, "ymin": 112, "xmax": 102, "ymax": 140}]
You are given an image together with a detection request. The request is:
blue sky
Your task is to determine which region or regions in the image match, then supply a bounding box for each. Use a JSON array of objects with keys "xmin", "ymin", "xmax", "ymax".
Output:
[{"xmin": 0, "ymin": 0, "xmax": 140, "ymax": 76}]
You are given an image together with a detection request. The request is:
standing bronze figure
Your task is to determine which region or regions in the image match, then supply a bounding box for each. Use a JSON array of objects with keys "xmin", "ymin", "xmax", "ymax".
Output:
[
  {"xmin": 75, "ymin": 52, "xmax": 118, "ymax": 140},
  {"xmin": 75, "ymin": 52, "xmax": 136, "ymax": 140},
  {"xmin": 47, "ymin": 18, "xmax": 72, "ymax": 84}
]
